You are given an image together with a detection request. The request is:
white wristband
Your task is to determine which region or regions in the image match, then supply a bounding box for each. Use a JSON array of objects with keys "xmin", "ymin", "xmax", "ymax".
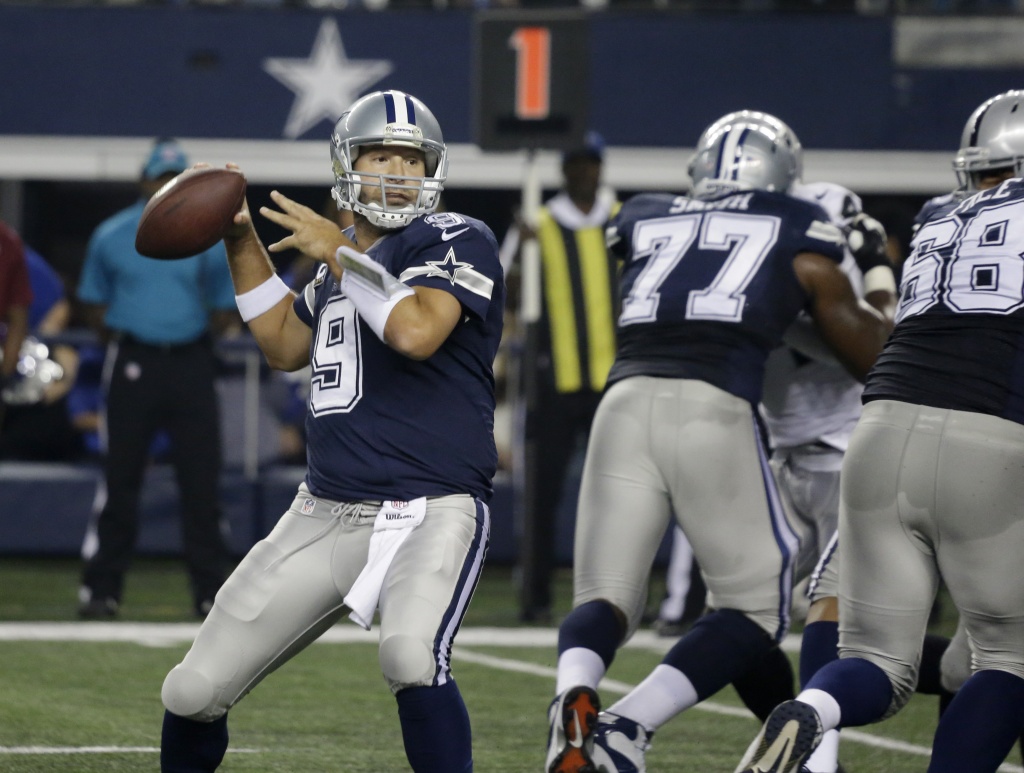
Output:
[
  {"xmin": 863, "ymin": 265, "xmax": 897, "ymax": 296},
  {"xmin": 235, "ymin": 274, "xmax": 291, "ymax": 323},
  {"xmin": 337, "ymin": 246, "xmax": 415, "ymax": 341}
]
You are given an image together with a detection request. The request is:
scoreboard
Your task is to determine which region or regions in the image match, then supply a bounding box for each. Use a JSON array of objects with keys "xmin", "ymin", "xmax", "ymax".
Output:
[{"xmin": 474, "ymin": 12, "xmax": 589, "ymax": 153}]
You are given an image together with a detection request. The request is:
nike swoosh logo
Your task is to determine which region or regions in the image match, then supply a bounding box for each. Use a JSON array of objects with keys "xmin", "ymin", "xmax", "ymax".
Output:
[
  {"xmin": 568, "ymin": 712, "xmax": 584, "ymax": 748},
  {"xmin": 752, "ymin": 725, "xmax": 797, "ymax": 772},
  {"xmin": 441, "ymin": 227, "xmax": 470, "ymax": 241},
  {"xmin": 815, "ymin": 192, "xmax": 827, "ymax": 200}
]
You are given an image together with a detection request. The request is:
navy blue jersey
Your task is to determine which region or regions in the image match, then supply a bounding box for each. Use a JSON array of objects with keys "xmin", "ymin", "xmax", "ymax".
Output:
[
  {"xmin": 913, "ymin": 192, "xmax": 958, "ymax": 231},
  {"xmin": 293, "ymin": 211, "xmax": 505, "ymax": 502},
  {"xmin": 864, "ymin": 178, "xmax": 1024, "ymax": 424},
  {"xmin": 605, "ymin": 190, "xmax": 845, "ymax": 403}
]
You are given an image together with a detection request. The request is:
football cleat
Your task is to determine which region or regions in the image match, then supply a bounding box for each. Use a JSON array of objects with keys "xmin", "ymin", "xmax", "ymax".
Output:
[
  {"xmin": 78, "ymin": 595, "xmax": 119, "ymax": 619},
  {"xmin": 591, "ymin": 712, "xmax": 652, "ymax": 773},
  {"xmin": 546, "ymin": 686, "xmax": 601, "ymax": 773},
  {"xmin": 739, "ymin": 700, "xmax": 823, "ymax": 773},
  {"xmin": 734, "ymin": 726, "xmax": 766, "ymax": 773}
]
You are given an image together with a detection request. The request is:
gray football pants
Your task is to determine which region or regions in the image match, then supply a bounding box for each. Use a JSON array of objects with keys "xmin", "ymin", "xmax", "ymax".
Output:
[
  {"xmin": 838, "ymin": 399, "xmax": 1024, "ymax": 714},
  {"xmin": 572, "ymin": 376, "xmax": 799, "ymax": 641},
  {"xmin": 770, "ymin": 447, "xmax": 844, "ymax": 603},
  {"xmin": 162, "ymin": 486, "xmax": 489, "ymax": 722}
]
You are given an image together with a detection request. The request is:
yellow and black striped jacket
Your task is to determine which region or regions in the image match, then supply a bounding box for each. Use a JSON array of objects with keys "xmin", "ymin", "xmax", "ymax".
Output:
[{"xmin": 535, "ymin": 190, "xmax": 622, "ymax": 394}]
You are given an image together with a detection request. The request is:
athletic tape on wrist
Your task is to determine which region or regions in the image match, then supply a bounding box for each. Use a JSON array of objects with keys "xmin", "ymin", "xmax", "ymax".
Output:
[
  {"xmin": 336, "ymin": 246, "xmax": 415, "ymax": 341},
  {"xmin": 235, "ymin": 274, "xmax": 291, "ymax": 323},
  {"xmin": 863, "ymin": 265, "xmax": 897, "ymax": 296}
]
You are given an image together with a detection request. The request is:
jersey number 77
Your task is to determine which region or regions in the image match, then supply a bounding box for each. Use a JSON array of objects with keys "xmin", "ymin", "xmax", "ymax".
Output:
[{"xmin": 620, "ymin": 211, "xmax": 780, "ymax": 326}]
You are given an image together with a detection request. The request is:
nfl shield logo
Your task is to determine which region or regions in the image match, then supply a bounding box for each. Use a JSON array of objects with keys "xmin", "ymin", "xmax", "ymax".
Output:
[{"xmin": 301, "ymin": 498, "xmax": 316, "ymax": 515}]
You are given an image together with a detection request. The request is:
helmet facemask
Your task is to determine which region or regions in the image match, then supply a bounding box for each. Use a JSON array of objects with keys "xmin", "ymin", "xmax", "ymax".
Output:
[
  {"xmin": 329, "ymin": 91, "xmax": 448, "ymax": 230},
  {"xmin": 331, "ymin": 130, "xmax": 447, "ymax": 229}
]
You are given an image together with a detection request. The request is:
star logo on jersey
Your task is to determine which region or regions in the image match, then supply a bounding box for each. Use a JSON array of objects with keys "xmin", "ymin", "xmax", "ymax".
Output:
[
  {"xmin": 424, "ymin": 247, "xmax": 472, "ymax": 286},
  {"xmin": 263, "ymin": 19, "xmax": 393, "ymax": 139}
]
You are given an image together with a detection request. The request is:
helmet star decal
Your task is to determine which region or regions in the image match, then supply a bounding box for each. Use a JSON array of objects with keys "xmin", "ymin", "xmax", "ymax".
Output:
[{"xmin": 425, "ymin": 247, "xmax": 473, "ymax": 285}]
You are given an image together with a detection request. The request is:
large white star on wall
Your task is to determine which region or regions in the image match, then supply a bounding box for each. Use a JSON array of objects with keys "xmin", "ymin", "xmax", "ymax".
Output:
[{"xmin": 263, "ymin": 19, "xmax": 393, "ymax": 140}]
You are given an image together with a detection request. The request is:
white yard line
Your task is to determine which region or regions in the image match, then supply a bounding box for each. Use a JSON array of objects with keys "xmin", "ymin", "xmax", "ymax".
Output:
[
  {"xmin": 0, "ymin": 623, "xmax": 1020, "ymax": 772},
  {"xmin": 0, "ymin": 746, "xmax": 258, "ymax": 755},
  {"xmin": 0, "ymin": 621, "xmax": 800, "ymax": 653},
  {"xmin": 0, "ymin": 746, "xmax": 160, "ymax": 755}
]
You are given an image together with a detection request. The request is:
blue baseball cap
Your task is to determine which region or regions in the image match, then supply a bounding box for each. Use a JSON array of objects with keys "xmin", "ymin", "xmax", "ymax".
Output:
[
  {"xmin": 563, "ymin": 130, "xmax": 605, "ymax": 163},
  {"xmin": 142, "ymin": 139, "xmax": 188, "ymax": 180}
]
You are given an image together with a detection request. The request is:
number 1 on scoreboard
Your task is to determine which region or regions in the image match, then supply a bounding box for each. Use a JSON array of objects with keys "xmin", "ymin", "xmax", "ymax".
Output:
[{"xmin": 509, "ymin": 26, "xmax": 551, "ymax": 121}]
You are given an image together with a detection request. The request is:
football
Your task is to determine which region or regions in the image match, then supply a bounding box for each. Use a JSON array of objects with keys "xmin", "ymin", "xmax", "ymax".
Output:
[{"xmin": 135, "ymin": 167, "xmax": 247, "ymax": 260}]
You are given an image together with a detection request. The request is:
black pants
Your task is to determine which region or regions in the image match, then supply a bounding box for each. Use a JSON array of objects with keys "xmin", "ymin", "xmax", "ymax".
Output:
[
  {"xmin": 82, "ymin": 336, "xmax": 228, "ymax": 605},
  {"xmin": 518, "ymin": 385, "xmax": 602, "ymax": 617}
]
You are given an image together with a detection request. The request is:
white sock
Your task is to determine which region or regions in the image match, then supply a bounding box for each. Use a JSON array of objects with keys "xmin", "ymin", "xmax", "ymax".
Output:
[
  {"xmin": 556, "ymin": 647, "xmax": 607, "ymax": 695},
  {"xmin": 796, "ymin": 688, "xmax": 842, "ymax": 732},
  {"xmin": 802, "ymin": 728, "xmax": 841, "ymax": 772},
  {"xmin": 606, "ymin": 664, "xmax": 698, "ymax": 731}
]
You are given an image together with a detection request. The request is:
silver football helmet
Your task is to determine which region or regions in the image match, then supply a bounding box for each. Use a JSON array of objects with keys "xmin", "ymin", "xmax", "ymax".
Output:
[
  {"xmin": 953, "ymin": 90, "xmax": 1024, "ymax": 194},
  {"xmin": 688, "ymin": 110, "xmax": 802, "ymax": 200},
  {"xmin": 330, "ymin": 90, "xmax": 448, "ymax": 229}
]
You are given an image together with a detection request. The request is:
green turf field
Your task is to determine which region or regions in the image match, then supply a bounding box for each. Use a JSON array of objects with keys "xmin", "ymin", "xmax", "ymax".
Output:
[{"xmin": 0, "ymin": 558, "xmax": 1018, "ymax": 772}]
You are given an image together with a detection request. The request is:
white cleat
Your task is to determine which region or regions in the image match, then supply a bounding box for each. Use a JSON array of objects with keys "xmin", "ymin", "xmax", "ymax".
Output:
[
  {"xmin": 590, "ymin": 712, "xmax": 652, "ymax": 773},
  {"xmin": 738, "ymin": 700, "xmax": 823, "ymax": 773},
  {"xmin": 546, "ymin": 686, "xmax": 601, "ymax": 773}
]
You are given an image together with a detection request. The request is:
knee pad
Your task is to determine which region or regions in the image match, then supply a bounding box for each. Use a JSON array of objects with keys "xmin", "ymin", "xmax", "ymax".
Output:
[
  {"xmin": 940, "ymin": 635, "xmax": 972, "ymax": 693},
  {"xmin": 162, "ymin": 665, "xmax": 226, "ymax": 722},
  {"xmin": 863, "ymin": 658, "xmax": 915, "ymax": 719},
  {"xmin": 882, "ymin": 678, "xmax": 914, "ymax": 719},
  {"xmin": 380, "ymin": 634, "xmax": 436, "ymax": 694}
]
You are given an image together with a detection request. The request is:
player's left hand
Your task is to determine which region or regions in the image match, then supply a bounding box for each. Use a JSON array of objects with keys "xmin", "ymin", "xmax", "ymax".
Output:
[
  {"xmin": 846, "ymin": 212, "xmax": 890, "ymax": 273},
  {"xmin": 260, "ymin": 191, "xmax": 354, "ymax": 267}
]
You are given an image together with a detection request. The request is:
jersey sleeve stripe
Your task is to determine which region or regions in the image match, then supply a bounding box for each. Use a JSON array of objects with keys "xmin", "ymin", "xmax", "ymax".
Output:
[
  {"xmin": 399, "ymin": 266, "xmax": 495, "ymax": 300},
  {"xmin": 805, "ymin": 220, "xmax": 845, "ymax": 245}
]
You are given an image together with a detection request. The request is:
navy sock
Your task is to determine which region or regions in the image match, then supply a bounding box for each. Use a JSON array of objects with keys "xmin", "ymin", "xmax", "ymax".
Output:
[
  {"xmin": 927, "ymin": 670, "xmax": 1024, "ymax": 773},
  {"xmin": 799, "ymin": 620, "xmax": 839, "ymax": 688},
  {"xmin": 806, "ymin": 657, "xmax": 893, "ymax": 727},
  {"xmin": 917, "ymin": 633, "xmax": 956, "ymax": 712},
  {"xmin": 160, "ymin": 711, "xmax": 228, "ymax": 773},
  {"xmin": 396, "ymin": 681, "xmax": 472, "ymax": 773},
  {"xmin": 661, "ymin": 608, "xmax": 774, "ymax": 701},
  {"xmin": 732, "ymin": 643, "xmax": 796, "ymax": 722},
  {"xmin": 556, "ymin": 599, "xmax": 624, "ymax": 667}
]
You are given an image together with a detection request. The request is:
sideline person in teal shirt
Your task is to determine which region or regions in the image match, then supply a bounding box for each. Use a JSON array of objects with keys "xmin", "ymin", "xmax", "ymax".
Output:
[{"xmin": 75, "ymin": 138, "xmax": 239, "ymax": 620}]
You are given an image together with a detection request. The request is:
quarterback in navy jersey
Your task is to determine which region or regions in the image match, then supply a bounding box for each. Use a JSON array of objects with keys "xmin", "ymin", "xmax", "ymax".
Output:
[
  {"xmin": 160, "ymin": 91, "xmax": 503, "ymax": 773},
  {"xmin": 740, "ymin": 90, "xmax": 1024, "ymax": 773},
  {"xmin": 546, "ymin": 111, "xmax": 891, "ymax": 773},
  {"xmin": 296, "ymin": 211, "xmax": 502, "ymax": 504}
]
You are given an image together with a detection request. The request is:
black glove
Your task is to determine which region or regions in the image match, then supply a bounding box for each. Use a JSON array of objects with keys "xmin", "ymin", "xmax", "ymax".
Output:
[{"xmin": 846, "ymin": 212, "xmax": 890, "ymax": 274}]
